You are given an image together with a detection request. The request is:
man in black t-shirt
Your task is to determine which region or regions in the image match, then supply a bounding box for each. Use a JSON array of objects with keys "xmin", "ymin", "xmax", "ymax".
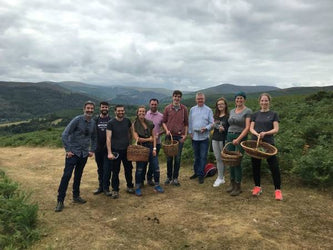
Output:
[
  {"xmin": 93, "ymin": 101, "xmax": 111, "ymax": 195},
  {"xmin": 105, "ymin": 105, "xmax": 134, "ymax": 198}
]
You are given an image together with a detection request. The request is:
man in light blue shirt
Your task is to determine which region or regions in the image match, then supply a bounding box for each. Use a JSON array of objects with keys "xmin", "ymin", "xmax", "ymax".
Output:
[{"xmin": 188, "ymin": 92, "xmax": 214, "ymax": 184}]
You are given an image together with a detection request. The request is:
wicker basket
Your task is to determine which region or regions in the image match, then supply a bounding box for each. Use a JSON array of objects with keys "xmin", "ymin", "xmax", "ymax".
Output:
[
  {"xmin": 162, "ymin": 134, "xmax": 179, "ymax": 157},
  {"xmin": 221, "ymin": 142, "xmax": 242, "ymax": 167},
  {"xmin": 127, "ymin": 142, "xmax": 150, "ymax": 162},
  {"xmin": 241, "ymin": 137, "xmax": 278, "ymax": 159}
]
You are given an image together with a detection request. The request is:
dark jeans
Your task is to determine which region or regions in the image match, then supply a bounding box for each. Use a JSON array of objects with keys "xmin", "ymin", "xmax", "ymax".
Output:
[
  {"xmin": 104, "ymin": 148, "xmax": 134, "ymax": 192},
  {"xmin": 166, "ymin": 135, "xmax": 184, "ymax": 180},
  {"xmin": 94, "ymin": 148, "xmax": 108, "ymax": 190},
  {"xmin": 57, "ymin": 155, "xmax": 88, "ymax": 202},
  {"xmin": 192, "ymin": 138, "xmax": 209, "ymax": 177},
  {"xmin": 142, "ymin": 144, "xmax": 161, "ymax": 182},
  {"xmin": 252, "ymin": 155, "xmax": 281, "ymax": 189},
  {"xmin": 136, "ymin": 144, "xmax": 160, "ymax": 187}
]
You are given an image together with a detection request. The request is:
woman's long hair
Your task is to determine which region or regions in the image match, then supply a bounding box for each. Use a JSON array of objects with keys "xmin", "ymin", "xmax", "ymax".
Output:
[{"xmin": 214, "ymin": 97, "xmax": 229, "ymax": 120}]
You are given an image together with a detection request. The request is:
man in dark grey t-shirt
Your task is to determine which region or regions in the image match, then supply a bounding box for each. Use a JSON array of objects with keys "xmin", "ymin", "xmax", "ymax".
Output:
[{"xmin": 105, "ymin": 105, "xmax": 134, "ymax": 198}]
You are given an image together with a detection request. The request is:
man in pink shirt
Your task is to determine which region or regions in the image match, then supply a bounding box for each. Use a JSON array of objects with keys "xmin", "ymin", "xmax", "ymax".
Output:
[{"xmin": 143, "ymin": 98, "xmax": 164, "ymax": 186}]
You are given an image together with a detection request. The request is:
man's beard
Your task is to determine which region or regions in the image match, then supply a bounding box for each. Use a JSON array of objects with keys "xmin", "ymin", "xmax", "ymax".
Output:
[{"xmin": 85, "ymin": 111, "xmax": 93, "ymax": 117}]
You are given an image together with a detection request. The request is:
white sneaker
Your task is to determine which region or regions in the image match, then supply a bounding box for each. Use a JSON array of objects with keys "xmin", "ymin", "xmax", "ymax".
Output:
[{"xmin": 213, "ymin": 177, "xmax": 225, "ymax": 187}]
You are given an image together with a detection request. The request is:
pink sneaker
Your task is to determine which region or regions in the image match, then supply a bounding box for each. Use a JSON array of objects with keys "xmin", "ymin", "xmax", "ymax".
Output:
[
  {"xmin": 252, "ymin": 186, "xmax": 262, "ymax": 196},
  {"xmin": 275, "ymin": 190, "xmax": 283, "ymax": 201}
]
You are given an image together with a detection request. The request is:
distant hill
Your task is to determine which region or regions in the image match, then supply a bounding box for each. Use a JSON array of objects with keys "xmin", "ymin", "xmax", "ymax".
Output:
[
  {"xmin": 180, "ymin": 84, "xmax": 333, "ymax": 107},
  {"xmin": 0, "ymin": 81, "xmax": 98, "ymax": 122},
  {"xmin": 268, "ymin": 86, "xmax": 333, "ymax": 96},
  {"xmin": 196, "ymin": 83, "xmax": 280, "ymax": 95},
  {"xmin": 49, "ymin": 81, "xmax": 172, "ymax": 105},
  {"xmin": 2, "ymin": 81, "xmax": 332, "ymax": 122}
]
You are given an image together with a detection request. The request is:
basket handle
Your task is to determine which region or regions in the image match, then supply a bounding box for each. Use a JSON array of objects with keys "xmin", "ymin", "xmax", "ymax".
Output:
[
  {"xmin": 170, "ymin": 134, "xmax": 173, "ymax": 143},
  {"xmin": 256, "ymin": 137, "xmax": 261, "ymax": 149},
  {"xmin": 222, "ymin": 141, "xmax": 239, "ymax": 153}
]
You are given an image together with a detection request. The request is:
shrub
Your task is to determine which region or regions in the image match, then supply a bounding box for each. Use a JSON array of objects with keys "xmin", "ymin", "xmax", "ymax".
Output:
[
  {"xmin": 293, "ymin": 146, "xmax": 333, "ymax": 188},
  {"xmin": 0, "ymin": 170, "xmax": 40, "ymax": 249},
  {"xmin": 0, "ymin": 128, "xmax": 63, "ymax": 147}
]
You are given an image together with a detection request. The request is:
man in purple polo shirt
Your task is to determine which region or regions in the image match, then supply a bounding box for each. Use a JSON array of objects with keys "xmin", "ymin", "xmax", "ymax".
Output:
[{"xmin": 143, "ymin": 98, "xmax": 164, "ymax": 186}]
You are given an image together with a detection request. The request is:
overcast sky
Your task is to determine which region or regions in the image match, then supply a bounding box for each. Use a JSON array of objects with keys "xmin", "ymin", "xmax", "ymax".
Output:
[{"xmin": 1, "ymin": 0, "xmax": 332, "ymax": 90}]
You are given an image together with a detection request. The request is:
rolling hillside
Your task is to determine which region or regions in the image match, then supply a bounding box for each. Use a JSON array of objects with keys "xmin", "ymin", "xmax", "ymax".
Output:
[
  {"xmin": 196, "ymin": 83, "xmax": 280, "ymax": 95},
  {"xmin": 0, "ymin": 81, "xmax": 98, "ymax": 122},
  {"xmin": 49, "ymin": 81, "xmax": 172, "ymax": 105},
  {"xmin": 2, "ymin": 80, "xmax": 332, "ymax": 122}
]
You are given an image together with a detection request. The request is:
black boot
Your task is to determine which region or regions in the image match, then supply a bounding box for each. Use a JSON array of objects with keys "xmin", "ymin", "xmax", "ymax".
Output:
[{"xmin": 55, "ymin": 201, "xmax": 64, "ymax": 212}]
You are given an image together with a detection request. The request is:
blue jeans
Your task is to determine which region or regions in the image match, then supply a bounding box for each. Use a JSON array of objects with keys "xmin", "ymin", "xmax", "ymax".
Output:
[
  {"xmin": 57, "ymin": 155, "xmax": 88, "ymax": 202},
  {"xmin": 135, "ymin": 144, "xmax": 160, "ymax": 187},
  {"xmin": 142, "ymin": 144, "xmax": 161, "ymax": 182},
  {"xmin": 192, "ymin": 138, "xmax": 209, "ymax": 177},
  {"xmin": 94, "ymin": 148, "xmax": 108, "ymax": 190},
  {"xmin": 166, "ymin": 135, "xmax": 184, "ymax": 179}
]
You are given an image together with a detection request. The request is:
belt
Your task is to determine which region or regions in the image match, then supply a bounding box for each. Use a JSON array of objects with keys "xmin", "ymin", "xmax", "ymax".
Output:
[{"xmin": 228, "ymin": 131, "xmax": 241, "ymax": 134}]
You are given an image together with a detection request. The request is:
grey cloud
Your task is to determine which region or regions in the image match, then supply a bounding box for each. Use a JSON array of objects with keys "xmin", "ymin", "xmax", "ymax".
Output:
[{"xmin": 0, "ymin": 0, "xmax": 332, "ymax": 89}]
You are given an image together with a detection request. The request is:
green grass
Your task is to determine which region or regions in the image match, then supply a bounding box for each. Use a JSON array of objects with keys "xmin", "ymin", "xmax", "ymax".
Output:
[
  {"xmin": 0, "ymin": 170, "xmax": 40, "ymax": 249},
  {"xmin": 0, "ymin": 127, "xmax": 63, "ymax": 147}
]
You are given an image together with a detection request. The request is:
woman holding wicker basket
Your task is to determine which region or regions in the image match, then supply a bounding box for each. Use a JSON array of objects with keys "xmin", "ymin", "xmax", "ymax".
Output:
[
  {"xmin": 132, "ymin": 106, "xmax": 164, "ymax": 196},
  {"xmin": 226, "ymin": 92, "xmax": 252, "ymax": 196},
  {"xmin": 249, "ymin": 93, "xmax": 282, "ymax": 200}
]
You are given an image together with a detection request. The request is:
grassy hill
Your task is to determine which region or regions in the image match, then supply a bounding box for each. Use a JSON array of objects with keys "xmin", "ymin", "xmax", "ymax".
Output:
[
  {"xmin": 180, "ymin": 85, "xmax": 333, "ymax": 108},
  {"xmin": 0, "ymin": 81, "xmax": 98, "ymax": 122},
  {"xmin": 50, "ymin": 81, "xmax": 172, "ymax": 105},
  {"xmin": 196, "ymin": 83, "xmax": 280, "ymax": 95}
]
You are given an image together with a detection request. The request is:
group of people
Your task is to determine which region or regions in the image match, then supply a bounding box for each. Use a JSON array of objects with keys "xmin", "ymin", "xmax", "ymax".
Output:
[{"xmin": 55, "ymin": 90, "xmax": 283, "ymax": 212}]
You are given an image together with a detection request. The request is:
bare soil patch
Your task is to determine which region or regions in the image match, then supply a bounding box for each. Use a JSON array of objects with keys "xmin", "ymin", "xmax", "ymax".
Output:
[{"xmin": 1, "ymin": 147, "xmax": 332, "ymax": 250}]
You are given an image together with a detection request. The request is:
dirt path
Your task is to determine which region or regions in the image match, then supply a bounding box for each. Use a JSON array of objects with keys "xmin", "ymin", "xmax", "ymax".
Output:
[{"xmin": 1, "ymin": 147, "xmax": 332, "ymax": 250}]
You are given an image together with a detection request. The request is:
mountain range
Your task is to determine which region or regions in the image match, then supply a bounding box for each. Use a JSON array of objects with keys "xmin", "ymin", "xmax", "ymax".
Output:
[{"xmin": 1, "ymin": 81, "xmax": 332, "ymax": 122}]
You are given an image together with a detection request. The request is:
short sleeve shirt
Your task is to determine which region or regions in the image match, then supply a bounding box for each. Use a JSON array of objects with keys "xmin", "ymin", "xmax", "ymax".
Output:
[
  {"xmin": 251, "ymin": 110, "xmax": 279, "ymax": 144},
  {"xmin": 107, "ymin": 118, "xmax": 132, "ymax": 150},
  {"xmin": 95, "ymin": 116, "xmax": 111, "ymax": 151},
  {"xmin": 228, "ymin": 107, "xmax": 252, "ymax": 133}
]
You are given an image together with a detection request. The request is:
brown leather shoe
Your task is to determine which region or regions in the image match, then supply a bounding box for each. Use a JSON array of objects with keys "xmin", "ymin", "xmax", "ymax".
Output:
[
  {"xmin": 230, "ymin": 182, "xmax": 242, "ymax": 196},
  {"xmin": 226, "ymin": 180, "xmax": 236, "ymax": 193}
]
